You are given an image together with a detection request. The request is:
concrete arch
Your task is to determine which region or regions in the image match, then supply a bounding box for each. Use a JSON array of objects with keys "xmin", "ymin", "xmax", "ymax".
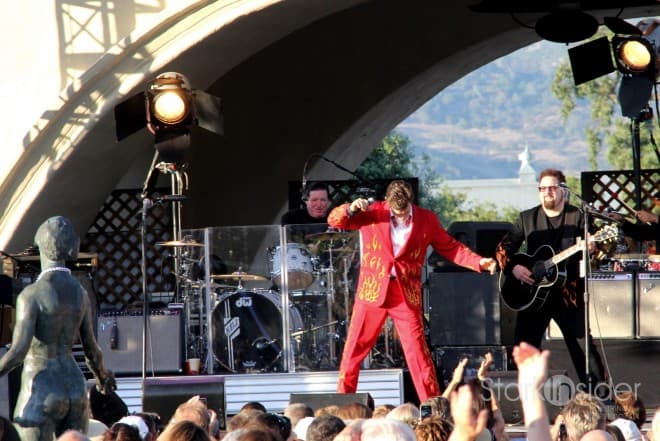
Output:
[{"xmin": 1, "ymin": 1, "xmax": 654, "ymax": 250}]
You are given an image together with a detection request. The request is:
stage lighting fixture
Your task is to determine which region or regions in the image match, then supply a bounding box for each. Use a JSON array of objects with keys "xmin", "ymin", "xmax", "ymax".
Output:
[
  {"xmin": 147, "ymin": 72, "xmax": 193, "ymax": 130},
  {"xmin": 114, "ymin": 71, "xmax": 223, "ymax": 162},
  {"xmin": 613, "ymin": 36, "xmax": 655, "ymax": 75}
]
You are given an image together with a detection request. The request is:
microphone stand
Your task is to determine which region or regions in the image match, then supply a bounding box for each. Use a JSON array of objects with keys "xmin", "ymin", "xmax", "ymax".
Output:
[
  {"xmin": 303, "ymin": 153, "xmax": 377, "ymax": 187},
  {"xmin": 140, "ymin": 151, "xmax": 160, "ymax": 380},
  {"xmin": 561, "ymin": 184, "xmax": 599, "ymax": 393}
]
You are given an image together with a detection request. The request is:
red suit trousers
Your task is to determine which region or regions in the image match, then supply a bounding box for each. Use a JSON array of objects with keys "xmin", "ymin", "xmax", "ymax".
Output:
[{"xmin": 337, "ymin": 280, "xmax": 439, "ymax": 402}]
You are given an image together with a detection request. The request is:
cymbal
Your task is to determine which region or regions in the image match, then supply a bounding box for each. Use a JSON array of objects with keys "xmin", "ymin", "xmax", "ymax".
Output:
[
  {"xmin": 211, "ymin": 273, "xmax": 267, "ymax": 281},
  {"xmin": 156, "ymin": 240, "xmax": 203, "ymax": 247},
  {"xmin": 306, "ymin": 231, "xmax": 355, "ymax": 241}
]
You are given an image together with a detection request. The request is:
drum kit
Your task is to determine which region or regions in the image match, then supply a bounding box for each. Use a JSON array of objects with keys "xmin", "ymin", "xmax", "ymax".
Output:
[{"xmin": 157, "ymin": 230, "xmax": 359, "ymax": 374}]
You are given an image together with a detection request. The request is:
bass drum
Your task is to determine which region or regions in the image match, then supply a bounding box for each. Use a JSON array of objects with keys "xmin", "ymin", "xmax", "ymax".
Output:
[{"xmin": 212, "ymin": 290, "xmax": 302, "ymax": 373}]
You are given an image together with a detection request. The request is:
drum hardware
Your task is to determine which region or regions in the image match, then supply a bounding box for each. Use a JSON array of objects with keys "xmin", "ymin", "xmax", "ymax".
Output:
[
  {"xmin": 212, "ymin": 271, "xmax": 268, "ymax": 291},
  {"xmin": 305, "ymin": 231, "xmax": 355, "ymax": 242},
  {"xmin": 156, "ymin": 239, "xmax": 204, "ymax": 247},
  {"xmin": 269, "ymin": 243, "xmax": 314, "ymax": 291},
  {"xmin": 212, "ymin": 290, "xmax": 303, "ymax": 373}
]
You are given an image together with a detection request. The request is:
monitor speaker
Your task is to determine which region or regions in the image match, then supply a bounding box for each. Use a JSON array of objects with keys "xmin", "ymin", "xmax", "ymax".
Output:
[
  {"xmin": 97, "ymin": 312, "xmax": 183, "ymax": 374},
  {"xmin": 428, "ymin": 272, "xmax": 504, "ymax": 346},
  {"xmin": 288, "ymin": 392, "xmax": 374, "ymax": 412},
  {"xmin": 143, "ymin": 376, "xmax": 226, "ymax": 428},
  {"xmin": 638, "ymin": 272, "xmax": 660, "ymax": 337},
  {"xmin": 490, "ymin": 370, "xmax": 568, "ymax": 425},
  {"xmin": 548, "ymin": 272, "xmax": 634, "ymax": 339}
]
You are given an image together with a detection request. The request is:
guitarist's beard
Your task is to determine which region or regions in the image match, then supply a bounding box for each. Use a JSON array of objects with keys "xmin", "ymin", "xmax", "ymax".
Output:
[{"xmin": 543, "ymin": 198, "xmax": 559, "ymax": 210}]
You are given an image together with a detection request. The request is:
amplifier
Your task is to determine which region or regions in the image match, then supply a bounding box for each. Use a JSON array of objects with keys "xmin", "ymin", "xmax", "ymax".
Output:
[
  {"xmin": 638, "ymin": 272, "xmax": 660, "ymax": 338},
  {"xmin": 548, "ymin": 272, "xmax": 634, "ymax": 339},
  {"xmin": 97, "ymin": 311, "xmax": 183, "ymax": 375}
]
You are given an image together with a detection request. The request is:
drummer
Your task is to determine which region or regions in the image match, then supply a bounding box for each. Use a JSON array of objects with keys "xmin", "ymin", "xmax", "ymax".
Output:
[
  {"xmin": 614, "ymin": 191, "xmax": 660, "ymax": 253},
  {"xmin": 281, "ymin": 181, "xmax": 331, "ymax": 241}
]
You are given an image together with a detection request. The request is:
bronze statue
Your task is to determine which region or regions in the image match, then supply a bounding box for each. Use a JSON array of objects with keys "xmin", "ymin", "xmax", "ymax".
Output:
[{"xmin": 0, "ymin": 216, "xmax": 115, "ymax": 441}]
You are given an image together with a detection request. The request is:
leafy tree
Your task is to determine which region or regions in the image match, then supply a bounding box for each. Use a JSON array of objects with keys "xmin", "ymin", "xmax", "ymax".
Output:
[
  {"xmin": 551, "ymin": 33, "xmax": 660, "ymax": 170},
  {"xmin": 357, "ymin": 131, "xmax": 519, "ymax": 225}
]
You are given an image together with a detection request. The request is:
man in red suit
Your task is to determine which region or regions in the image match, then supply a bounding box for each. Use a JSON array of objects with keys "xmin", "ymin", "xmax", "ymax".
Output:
[{"xmin": 327, "ymin": 180, "xmax": 496, "ymax": 402}]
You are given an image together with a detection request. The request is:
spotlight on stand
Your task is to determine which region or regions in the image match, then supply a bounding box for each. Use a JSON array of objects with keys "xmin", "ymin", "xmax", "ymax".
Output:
[
  {"xmin": 615, "ymin": 19, "xmax": 660, "ymax": 118},
  {"xmin": 114, "ymin": 72, "xmax": 223, "ymax": 163}
]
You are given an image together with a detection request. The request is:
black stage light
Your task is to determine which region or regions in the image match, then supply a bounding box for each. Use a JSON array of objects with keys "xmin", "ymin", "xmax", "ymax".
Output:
[
  {"xmin": 114, "ymin": 72, "xmax": 223, "ymax": 162},
  {"xmin": 612, "ymin": 36, "xmax": 655, "ymax": 75}
]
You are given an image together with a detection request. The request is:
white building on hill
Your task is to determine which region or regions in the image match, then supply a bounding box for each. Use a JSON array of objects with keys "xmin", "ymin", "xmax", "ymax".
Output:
[{"xmin": 439, "ymin": 146, "xmax": 539, "ymax": 213}]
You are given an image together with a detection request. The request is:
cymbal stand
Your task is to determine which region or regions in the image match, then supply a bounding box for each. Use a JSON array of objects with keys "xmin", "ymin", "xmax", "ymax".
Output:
[{"xmin": 324, "ymin": 242, "xmax": 337, "ymax": 361}]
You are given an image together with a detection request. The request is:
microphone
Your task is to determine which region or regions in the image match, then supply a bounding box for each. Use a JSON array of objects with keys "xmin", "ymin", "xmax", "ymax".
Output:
[
  {"xmin": 558, "ymin": 182, "xmax": 569, "ymax": 189},
  {"xmin": 110, "ymin": 318, "xmax": 119, "ymax": 350}
]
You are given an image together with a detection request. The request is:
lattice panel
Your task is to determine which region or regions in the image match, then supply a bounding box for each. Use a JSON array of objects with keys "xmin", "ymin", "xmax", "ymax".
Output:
[
  {"xmin": 82, "ymin": 189, "xmax": 175, "ymax": 310},
  {"xmin": 582, "ymin": 169, "xmax": 660, "ymax": 212}
]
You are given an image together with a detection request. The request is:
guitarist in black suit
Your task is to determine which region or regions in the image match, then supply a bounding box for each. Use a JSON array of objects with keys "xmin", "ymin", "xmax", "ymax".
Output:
[{"xmin": 495, "ymin": 168, "xmax": 607, "ymax": 390}]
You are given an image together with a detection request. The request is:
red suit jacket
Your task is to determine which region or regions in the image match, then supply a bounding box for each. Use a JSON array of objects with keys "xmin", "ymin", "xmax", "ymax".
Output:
[{"xmin": 328, "ymin": 201, "xmax": 484, "ymax": 308}]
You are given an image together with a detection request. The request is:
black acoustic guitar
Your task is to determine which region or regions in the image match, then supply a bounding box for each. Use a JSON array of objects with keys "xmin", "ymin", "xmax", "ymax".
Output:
[{"xmin": 498, "ymin": 225, "xmax": 618, "ymax": 311}]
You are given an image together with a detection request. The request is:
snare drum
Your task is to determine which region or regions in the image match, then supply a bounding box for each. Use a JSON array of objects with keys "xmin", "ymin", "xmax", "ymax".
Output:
[
  {"xmin": 212, "ymin": 290, "xmax": 302, "ymax": 372},
  {"xmin": 270, "ymin": 243, "xmax": 314, "ymax": 291}
]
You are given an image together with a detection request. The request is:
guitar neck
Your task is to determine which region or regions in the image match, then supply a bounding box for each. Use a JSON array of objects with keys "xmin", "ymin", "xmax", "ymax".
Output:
[{"xmin": 548, "ymin": 241, "xmax": 583, "ymax": 267}]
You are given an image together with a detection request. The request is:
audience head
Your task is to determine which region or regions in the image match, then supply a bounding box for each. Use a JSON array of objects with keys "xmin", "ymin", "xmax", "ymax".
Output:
[
  {"xmin": 386, "ymin": 403, "xmax": 420, "ymax": 428},
  {"xmin": 333, "ymin": 419, "xmax": 365, "ymax": 441},
  {"xmin": 336, "ymin": 402, "xmax": 373, "ymax": 421},
  {"xmin": 58, "ymin": 430, "xmax": 92, "ymax": 441},
  {"xmin": 609, "ymin": 418, "xmax": 642, "ymax": 441},
  {"xmin": 102, "ymin": 422, "xmax": 142, "ymax": 441},
  {"xmin": 559, "ymin": 392, "xmax": 606, "ymax": 441},
  {"xmin": 244, "ymin": 413, "xmax": 291, "ymax": 441},
  {"xmin": 237, "ymin": 429, "xmax": 278, "ymax": 441},
  {"xmin": 284, "ymin": 403, "xmax": 314, "ymax": 428},
  {"xmin": 372, "ymin": 404, "xmax": 395, "ymax": 419},
  {"xmin": 614, "ymin": 392, "xmax": 646, "ymax": 429},
  {"xmin": 580, "ymin": 430, "xmax": 615, "ymax": 441},
  {"xmin": 360, "ymin": 418, "xmax": 416, "ymax": 441},
  {"xmin": 170, "ymin": 396, "xmax": 211, "ymax": 432},
  {"xmin": 158, "ymin": 421, "xmax": 210, "ymax": 441},
  {"xmin": 314, "ymin": 405, "xmax": 339, "ymax": 418},
  {"xmin": 241, "ymin": 402, "xmax": 268, "ymax": 414},
  {"xmin": 414, "ymin": 416, "xmax": 453, "ymax": 441},
  {"xmin": 305, "ymin": 415, "xmax": 345, "ymax": 441},
  {"xmin": 605, "ymin": 424, "xmax": 626, "ymax": 441}
]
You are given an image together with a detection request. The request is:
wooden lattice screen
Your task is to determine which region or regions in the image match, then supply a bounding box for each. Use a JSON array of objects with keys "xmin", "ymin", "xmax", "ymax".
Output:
[
  {"xmin": 82, "ymin": 189, "xmax": 175, "ymax": 311},
  {"xmin": 581, "ymin": 169, "xmax": 660, "ymax": 212}
]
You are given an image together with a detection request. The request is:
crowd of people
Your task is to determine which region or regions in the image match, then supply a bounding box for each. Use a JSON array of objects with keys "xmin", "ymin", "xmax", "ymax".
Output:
[{"xmin": 1, "ymin": 344, "xmax": 657, "ymax": 441}]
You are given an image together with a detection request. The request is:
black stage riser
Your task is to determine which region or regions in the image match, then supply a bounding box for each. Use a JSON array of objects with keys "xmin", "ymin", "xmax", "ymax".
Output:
[
  {"xmin": 143, "ymin": 376, "xmax": 226, "ymax": 428},
  {"xmin": 545, "ymin": 339, "xmax": 660, "ymax": 409},
  {"xmin": 289, "ymin": 392, "xmax": 374, "ymax": 412}
]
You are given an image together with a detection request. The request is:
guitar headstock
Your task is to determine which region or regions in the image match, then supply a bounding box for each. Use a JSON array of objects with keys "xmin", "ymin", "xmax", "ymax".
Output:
[{"xmin": 592, "ymin": 224, "xmax": 619, "ymax": 243}]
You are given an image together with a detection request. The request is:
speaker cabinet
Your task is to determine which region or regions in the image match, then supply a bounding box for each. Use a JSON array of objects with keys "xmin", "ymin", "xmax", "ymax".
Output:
[
  {"xmin": 548, "ymin": 272, "xmax": 634, "ymax": 339},
  {"xmin": 428, "ymin": 272, "xmax": 503, "ymax": 346},
  {"xmin": 638, "ymin": 272, "xmax": 660, "ymax": 338},
  {"xmin": 143, "ymin": 376, "xmax": 225, "ymax": 427},
  {"xmin": 288, "ymin": 393, "xmax": 374, "ymax": 412},
  {"xmin": 429, "ymin": 221, "xmax": 513, "ymax": 272},
  {"xmin": 97, "ymin": 312, "xmax": 183, "ymax": 375},
  {"xmin": 490, "ymin": 370, "xmax": 568, "ymax": 424}
]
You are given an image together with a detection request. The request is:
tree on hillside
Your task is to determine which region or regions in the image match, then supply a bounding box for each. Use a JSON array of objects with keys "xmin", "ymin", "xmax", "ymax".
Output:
[
  {"xmin": 356, "ymin": 131, "xmax": 519, "ymax": 225},
  {"xmin": 552, "ymin": 33, "xmax": 660, "ymax": 170}
]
